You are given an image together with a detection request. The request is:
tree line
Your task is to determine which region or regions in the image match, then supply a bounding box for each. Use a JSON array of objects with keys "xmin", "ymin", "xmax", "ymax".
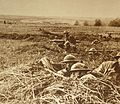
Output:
[{"xmin": 74, "ymin": 18, "xmax": 120, "ymax": 27}]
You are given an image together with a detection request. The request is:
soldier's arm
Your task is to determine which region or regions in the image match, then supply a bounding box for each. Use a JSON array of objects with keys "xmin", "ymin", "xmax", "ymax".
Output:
[
  {"xmin": 90, "ymin": 63, "xmax": 105, "ymax": 77},
  {"xmin": 90, "ymin": 70, "xmax": 104, "ymax": 77}
]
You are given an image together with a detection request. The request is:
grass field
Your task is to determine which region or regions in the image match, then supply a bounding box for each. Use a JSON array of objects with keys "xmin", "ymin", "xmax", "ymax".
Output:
[{"xmin": 0, "ymin": 15, "xmax": 120, "ymax": 104}]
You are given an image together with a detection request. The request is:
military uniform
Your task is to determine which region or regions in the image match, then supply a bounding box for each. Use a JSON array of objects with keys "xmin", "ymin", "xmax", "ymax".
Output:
[
  {"xmin": 70, "ymin": 62, "xmax": 90, "ymax": 78},
  {"xmin": 79, "ymin": 52, "xmax": 120, "ymax": 103},
  {"xmin": 88, "ymin": 52, "xmax": 120, "ymax": 85},
  {"xmin": 92, "ymin": 52, "xmax": 120, "ymax": 77},
  {"xmin": 57, "ymin": 54, "xmax": 79, "ymax": 77},
  {"xmin": 92, "ymin": 61, "xmax": 116, "ymax": 76},
  {"xmin": 57, "ymin": 68, "xmax": 71, "ymax": 77},
  {"xmin": 64, "ymin": 41, "xmax": 71, "ymax": 53}
]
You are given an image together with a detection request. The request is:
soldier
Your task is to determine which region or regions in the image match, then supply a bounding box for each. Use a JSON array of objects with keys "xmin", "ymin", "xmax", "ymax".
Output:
[
  {"xmin": 40, "ymin": 54, "xmax": 79, "ymax": 77},
  {"xmin": 63, "ymin": 30, "xmax": 69, "ymax": 41},
  {"xmin": 89, "ymin": 52, "xmax": 120, "ymax": 84},
  {"xmin": 79, "ymin": 52, "xmax": 120, "ymax": 103},
  {"xmin": 64, "ymin": 41, "xmax": 71, "ymax": 53},
  {"xmin": 91, "ymin": 39, "xmax": 100, "ymax": 45},
  {"xmin": 63, "ymin": 30, "xmax": 76, "ymax": 45},
  {"xmin": 88, "ymin": 47, "xmax": 97, "ymax": 56},
  {"xmin": 88, "ymin": 47, "xmax": 99, "ymax": 68},
  {"xmin": 80, "ymin": 52, "xmax": 120, "ymax": 85},
  {"xmin": 91, "ymin": 39, "xmax": 103, "ymax": 50},
  {"xmin": 57, "ymin": 54, "xmax": 79, "ymax": 77},
  {"xmin": 68, "ymin": 35, "xmax": 76, "ymax": 45},
  {"xmin": 70, "ymin": 62, "xmax": 91, "ymax": 79}
]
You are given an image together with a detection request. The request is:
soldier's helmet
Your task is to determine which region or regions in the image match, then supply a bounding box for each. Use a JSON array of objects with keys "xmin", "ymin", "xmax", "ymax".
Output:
[
  {"xmin": 64, "ymin": 41, "xmax": 70, "ymax": 47},
  {"xmin": 61, "ymin": 54, "xmax": 79, "ymax": 63},
  {"xmin": 88, "ymin": 48, "xmax": 97, "ymax": 52},
  {"xmin": 70, "ymin": 62, "xmax": 90, "ymax": 72},
  {"xmin": 114, "ymin": 52, "xmax": 120, "ymax": 59},
  {"xmin": 63, "ymin": 30, "xmax": 69, "ymax": 34},
  {"xmin": 91, "ymin": 39, "xmax": 99, "ymax": 45}
]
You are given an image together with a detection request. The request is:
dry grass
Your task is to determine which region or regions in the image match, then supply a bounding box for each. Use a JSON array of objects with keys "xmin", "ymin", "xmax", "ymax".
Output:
[
  {"xmin": 1, "ymin": 63, "xmax": 120, "ymax": 104},
  {"xmin": 0, "ymin": 17, "xmax": 120, "ymax": 104}
]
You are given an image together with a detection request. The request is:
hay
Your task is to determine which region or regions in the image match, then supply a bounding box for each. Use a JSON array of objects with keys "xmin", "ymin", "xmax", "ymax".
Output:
[{"xmin": 0, "ymin": 63, "xmax": 120, "ymax": 104}]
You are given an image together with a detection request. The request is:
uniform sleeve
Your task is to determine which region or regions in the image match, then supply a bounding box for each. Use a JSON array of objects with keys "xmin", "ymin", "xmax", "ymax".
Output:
[
  {"xmin": 92, "ymin": 62, "xmax": 105, "ymax": 74},
  {"xmin": 91, "ymin": 61, "xmax": 115, "ymax": 77},
  {"xmin": 57, "ymin": 68, "xmax": 67, "ymax": 76}
]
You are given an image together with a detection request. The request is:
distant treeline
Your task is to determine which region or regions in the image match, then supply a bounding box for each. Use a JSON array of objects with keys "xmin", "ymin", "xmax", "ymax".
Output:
[
  {"xmin": 108, "ymin": 18, "xmax": 120, "ymax": 27},
  {"xmin": 74, "ymin": 18, "xmax": 120, "ymax": 27}
]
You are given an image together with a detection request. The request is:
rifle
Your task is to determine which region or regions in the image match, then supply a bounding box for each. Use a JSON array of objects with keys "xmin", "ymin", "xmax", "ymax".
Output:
[{"xmin": 50, "ymin": 39, "xmax": 65, "ymax": 43}]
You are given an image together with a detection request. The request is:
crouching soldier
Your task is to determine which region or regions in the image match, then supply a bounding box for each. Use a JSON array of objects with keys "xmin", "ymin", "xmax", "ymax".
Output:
[
  {"xmin": 64, "ymin": 40, "xmax": 77, "ymax": 53},
  {"xmin": 64, "ymin": 41, "xmax": 71, "ymax": 53},
  {"xmin": 64, "ymin": 30, "xmax": 70, "ymax": 41},
  {"xmin": 40, "ymin": 54, "xmax": 79, "ymax": 77},
  {"xmin": 57, "ymin": 54, "xmax": 79, "ymax": 77},
  {"xmin": 81, "ymin": 52, "xmax": 120, "ymax": 86},
  {"xmin": 70, "ymin": 62, "xmax": 91, "ymax": 79}
]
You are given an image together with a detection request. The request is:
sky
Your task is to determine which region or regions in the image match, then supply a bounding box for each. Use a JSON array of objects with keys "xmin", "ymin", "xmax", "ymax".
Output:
[{"xmin": 0, "ymin": 0, "xmax": 120, "ymax": 18}]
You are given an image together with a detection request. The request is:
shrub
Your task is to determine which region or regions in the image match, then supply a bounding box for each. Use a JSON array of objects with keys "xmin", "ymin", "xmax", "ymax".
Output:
[
  {"xmin": 108, "ymin": 18, "xmax": 120, "ymax": 27},
  {"xmin": 74, "ymin": 20, "xmax": 80, "ymax": 26},
  {"xmin": 94, "ymin": 19, "xmax": 102, "ymax": 26},
  {"xmin": 83, "ymin": 21, "xmax": 89, "ymax": 26}
]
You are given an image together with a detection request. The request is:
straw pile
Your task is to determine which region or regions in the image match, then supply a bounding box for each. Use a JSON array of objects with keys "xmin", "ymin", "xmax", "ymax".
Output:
[{"xmin": 0, "ymin": 61, "xmax": 120, "ymax": 104}]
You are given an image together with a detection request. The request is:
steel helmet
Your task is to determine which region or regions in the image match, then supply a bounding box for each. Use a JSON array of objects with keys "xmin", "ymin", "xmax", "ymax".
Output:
[
  {"xmin": 61, "ymin": 54, "xmax": 79, "ymax": 63},
  {"xmin": 91, "ymin": 39, "xmax": 99, "ymax": 45},
  {"xmin": 63, "ymin": 30, "xmax": 69, "ymax": 34},
  {"xmin": 88, "ymin": 48, "xmax": 97, "ymax": 52},
  {"xmin": 70, "ymin": 62, "xmax": 90, "ymax": 72},
  {"xmin": 64, "ymin": 41, "xmax": 70, "ymax": 46}
]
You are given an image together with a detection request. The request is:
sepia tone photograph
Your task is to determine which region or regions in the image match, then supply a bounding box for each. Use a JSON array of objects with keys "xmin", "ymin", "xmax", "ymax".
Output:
[{"xmin": 0, "ymin": 0, "xmax": 120, "ymax": 103}]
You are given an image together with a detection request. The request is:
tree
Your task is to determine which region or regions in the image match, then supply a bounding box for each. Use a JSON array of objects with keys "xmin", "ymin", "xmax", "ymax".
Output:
[
  {"xmin": 83, "ymin": 21, "xmax": 89, "ymax": 26},
  {"xmin": 108, "ymin": 18, "xmax": 120, "ymax": 27},
  {"xmin": 94, "ymin": 19, "xmax": 102, "ymax": 26},
  {"xmin": 74, "ymin": 20, "xmax": 80, "ymax": 26}
]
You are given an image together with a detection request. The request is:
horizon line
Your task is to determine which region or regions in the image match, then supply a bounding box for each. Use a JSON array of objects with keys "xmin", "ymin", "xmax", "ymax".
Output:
[{"xmin": 0, "ymin": 14, "xmax": 118, "ymax": 19}]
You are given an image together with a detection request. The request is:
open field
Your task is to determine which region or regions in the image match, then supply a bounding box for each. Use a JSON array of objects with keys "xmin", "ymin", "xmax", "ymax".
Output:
[{"xmin": 0, "ymin": 15, "xmax": 120, "ymax": 104}]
